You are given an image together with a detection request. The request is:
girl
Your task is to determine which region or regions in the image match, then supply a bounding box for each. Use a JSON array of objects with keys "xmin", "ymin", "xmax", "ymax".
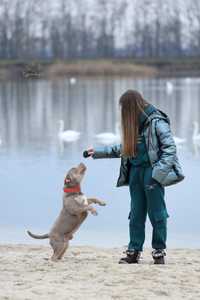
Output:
[{"xmin": 84, "ymin": 90, "xmax": 184, "ymax": 264}]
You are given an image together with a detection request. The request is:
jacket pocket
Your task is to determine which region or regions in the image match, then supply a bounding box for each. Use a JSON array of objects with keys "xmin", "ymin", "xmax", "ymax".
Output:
[
  {"xmin": 152, "ymin": 164, "xmax": 185, "ymax": 187},
  {"xmin": 152, "ymin": 166, "xmax": 167, "ymax": 185},
  {"xmin": 161, "ymin": 166, "xmax": 185, "ymax": 186}
]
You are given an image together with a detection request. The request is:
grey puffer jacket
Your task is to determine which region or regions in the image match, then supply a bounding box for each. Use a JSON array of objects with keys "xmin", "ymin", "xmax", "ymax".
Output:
[{"xmin": 92, "ymin": 107, "xmax": 185, "ymax": 187}]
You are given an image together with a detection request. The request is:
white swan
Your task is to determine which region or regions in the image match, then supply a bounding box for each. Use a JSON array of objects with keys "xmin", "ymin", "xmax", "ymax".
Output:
[
  {"xmin": 95, "ymin": 123, "xmax": 121, "ymax": 145},
  {"xmin": 58, "ymin": 120, "xmax": 80, "ymax": 142},
  {"xmin": 193, "ymin": 141, "xmax": 200, "ymax": 158},
  {"xmin": 184, "ymin": 78, "xmax": 192, "ymax": 84},
  {"xmin": 69, "ymin": 77, "xmax": 77, "ymax": 85},
  {"xmin": 173, "ymin": 136, "xmax": 186, "ymax": 145},
  {"xmin": 166, "ymin": 81, "xmax": 174, "ymax": 94},
  {"xmin": 193, "ymin": 121, "xmax": 200, "ymax": 142}
]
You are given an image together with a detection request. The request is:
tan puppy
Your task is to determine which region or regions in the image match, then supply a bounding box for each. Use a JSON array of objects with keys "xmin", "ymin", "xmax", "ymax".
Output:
[{"xmin": 27, "ymin": 163, "xmax": 106, "ymax": 261}]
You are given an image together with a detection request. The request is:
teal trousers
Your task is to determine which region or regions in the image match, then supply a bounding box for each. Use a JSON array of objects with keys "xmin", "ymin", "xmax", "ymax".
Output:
[{"xmin": 128, "ymin": 165, "xmax": 169, "ymax": 251}]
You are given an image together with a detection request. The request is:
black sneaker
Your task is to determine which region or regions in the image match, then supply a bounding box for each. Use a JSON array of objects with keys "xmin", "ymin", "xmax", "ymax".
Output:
[
  {"xmin": 152, "ymin": 249, "xmax": 166, "ymax": 265},
  {"xmin": 119, "ymin": 250, "xmax": 141, "ymax": 264}
]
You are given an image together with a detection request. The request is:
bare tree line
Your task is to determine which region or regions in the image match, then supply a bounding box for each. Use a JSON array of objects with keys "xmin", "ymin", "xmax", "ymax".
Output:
[{"xmin": 0, "ymin": 0, "xmax": 200, "ymax": 60}]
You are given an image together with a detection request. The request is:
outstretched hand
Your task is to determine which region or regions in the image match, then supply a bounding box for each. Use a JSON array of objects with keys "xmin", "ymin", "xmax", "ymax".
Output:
[{"xmin": 83, "ymin": 148, "xmax": 94, "ymax": 158}]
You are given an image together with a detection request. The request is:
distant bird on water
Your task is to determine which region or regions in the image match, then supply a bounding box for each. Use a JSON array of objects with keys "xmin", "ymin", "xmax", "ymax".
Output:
[
  {"xmin": 193, "ymin": 121, "xmax": 200, "ymax": 142},
  {"xmin": 173, "ymin": 136, "xmax": 186, "ymax": 146},
  {"xmin": 58, "ymin": 120, "xmax": 80, "ymax": 142},
  {"xmin": 166, "ymin": 81, "xmax": 174, "ymax": 94},
  {"xmin": 95, "ymin": 123, "xmax": 121, "ymax": 145},
  {"xmin": 69, "ymin": 78, "xmax": 77, "ymax": 85}
]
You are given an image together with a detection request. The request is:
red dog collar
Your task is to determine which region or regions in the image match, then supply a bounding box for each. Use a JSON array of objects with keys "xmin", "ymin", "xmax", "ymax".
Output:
[{"xmin": 63, "ymin": 185, "xmax": 81, "ymax": 193}]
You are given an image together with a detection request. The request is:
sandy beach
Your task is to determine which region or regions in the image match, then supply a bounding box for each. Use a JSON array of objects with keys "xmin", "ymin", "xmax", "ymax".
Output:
[{"xmin": 0, "ymin": 245, "xmax": 200, "ymax": 300}]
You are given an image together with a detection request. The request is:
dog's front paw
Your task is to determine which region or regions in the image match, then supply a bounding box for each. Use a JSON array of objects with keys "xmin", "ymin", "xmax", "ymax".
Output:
[{"xmin": 99, "ymin": 201, "xmax": 106, "ymax": 206}]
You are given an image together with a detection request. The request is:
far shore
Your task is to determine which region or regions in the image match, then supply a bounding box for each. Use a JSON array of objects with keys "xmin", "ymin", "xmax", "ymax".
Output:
[{"xmin": 0, "ymin": 58, "xmax": 200, "ymax": 80}]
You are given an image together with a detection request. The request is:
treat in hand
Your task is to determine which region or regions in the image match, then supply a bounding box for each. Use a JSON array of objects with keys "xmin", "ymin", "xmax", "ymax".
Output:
[{"xmin": 83, "ymin": 148, "xmax": 94, "ymax": 158}]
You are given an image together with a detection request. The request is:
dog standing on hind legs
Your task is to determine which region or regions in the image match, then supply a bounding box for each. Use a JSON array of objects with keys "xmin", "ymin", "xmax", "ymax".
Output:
[{"xmin": 27, "ymin": 163, "xmax": 106, "ymax": 261}]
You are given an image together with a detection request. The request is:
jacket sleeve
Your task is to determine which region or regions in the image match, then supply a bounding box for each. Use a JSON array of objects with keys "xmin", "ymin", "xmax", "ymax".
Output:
[
  {"xmin": 152, "ymin": 119, "xmax": 177, "ymax": 183},
  {"xmin": 92, "ymin": 144, "xmax": 121, "ymax": 159}
]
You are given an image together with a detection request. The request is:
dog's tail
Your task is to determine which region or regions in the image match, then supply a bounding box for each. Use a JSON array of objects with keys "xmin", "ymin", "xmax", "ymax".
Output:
[{"xmin": 27, "ymin": 230, "xmax": 49, "ymax": 239}]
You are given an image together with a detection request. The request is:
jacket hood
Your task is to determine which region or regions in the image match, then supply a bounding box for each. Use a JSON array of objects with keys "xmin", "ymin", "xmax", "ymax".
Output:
[
  {"xmin": 139, "ymin": 104, "xmax": 157, "ymax": 132},
  {"xmin": 139, "ymin": 104, "xmax": 157, "ymax": 124},
  {"xmin": 141, "ymin": 105, "xmax": 170, "ymax": 129},
  {"xmin": 156, "ymin": 109, "xmax": 170, "ymax": 124}
]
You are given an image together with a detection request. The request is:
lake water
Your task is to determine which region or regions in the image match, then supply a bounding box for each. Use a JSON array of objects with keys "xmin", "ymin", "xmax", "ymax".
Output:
[{"xmin": 0, "ymin": 77, "xmax": 199, "ymax": 249}]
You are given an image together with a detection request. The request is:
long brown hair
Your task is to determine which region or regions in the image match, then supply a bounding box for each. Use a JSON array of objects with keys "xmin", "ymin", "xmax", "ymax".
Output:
[{"xmin": 119, "ymin": 90, "xmax": 149, "ymax": 157}]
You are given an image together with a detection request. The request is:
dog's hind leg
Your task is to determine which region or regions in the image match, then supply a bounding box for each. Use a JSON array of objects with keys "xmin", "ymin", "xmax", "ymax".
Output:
[
  {"xmin": 50, "ymin": 240, "xmax": 65, "ymax": 262},
  {"xmin": 57, "ymin": 242, "xmax": 69, "ymax": 260}
]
